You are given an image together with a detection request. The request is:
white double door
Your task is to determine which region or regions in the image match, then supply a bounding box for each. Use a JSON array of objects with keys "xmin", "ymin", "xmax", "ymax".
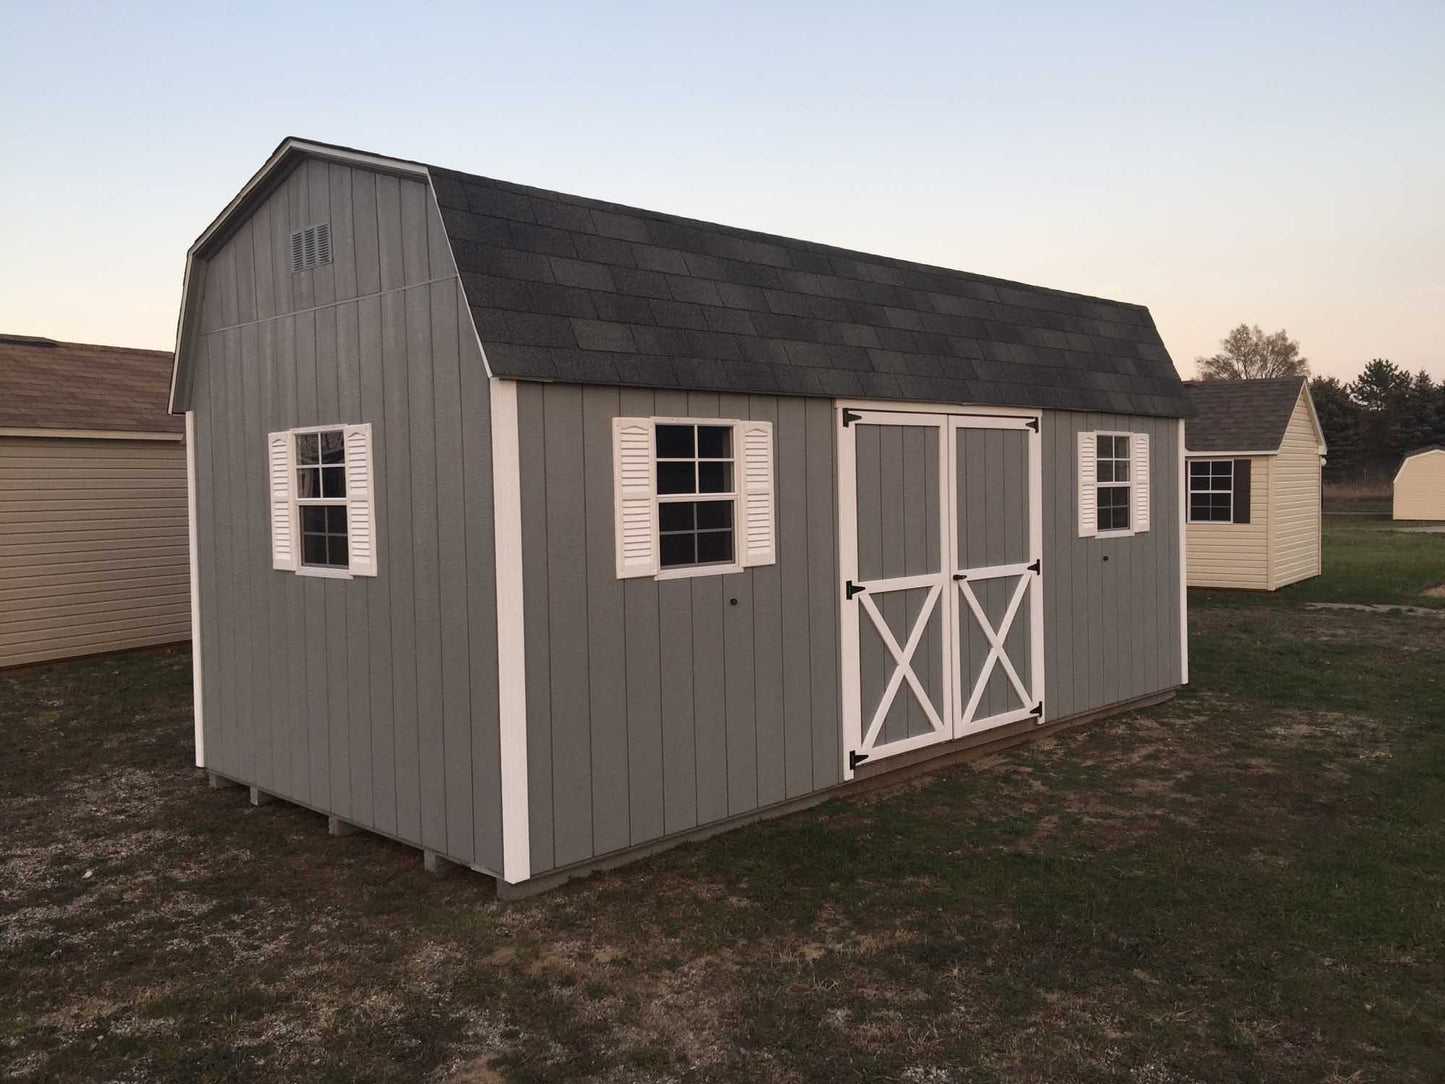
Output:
[{"xmin": 839, "ymin": 407, "xmax": 1044, "ymax": 778}]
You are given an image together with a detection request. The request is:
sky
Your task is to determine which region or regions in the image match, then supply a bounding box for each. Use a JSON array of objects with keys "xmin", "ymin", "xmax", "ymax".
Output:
[{"xmin": 1, "ymin": 1, "xmax": 1441, "ymax": 383}]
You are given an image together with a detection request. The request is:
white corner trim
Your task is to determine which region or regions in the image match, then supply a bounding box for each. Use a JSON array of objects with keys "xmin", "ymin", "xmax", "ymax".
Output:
[
  {"xmin": 490, "ymin": 377, "xmax": 530, "ymax": 883},
  {"xmin": 186, "ymin": 410, "xmax": 204, "ymax": 768},
  {"xmin": 0, "ymin": 427, "xmax": 184, "ymax": 441},
  {"xmin": 1177, "ymin": 421, "xmax": 1189, "ymax": 686}
]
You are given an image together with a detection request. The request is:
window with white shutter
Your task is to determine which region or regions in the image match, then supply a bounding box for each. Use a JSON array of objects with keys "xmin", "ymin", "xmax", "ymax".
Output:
[
  {"xmin": 1078, "ymin": 430, "xmax": 1150, "ymax": 538},
  {"xmin": 612, "ymin": 416, "xmax": 776, "ymax": 580},
  {"xmin": 266, "ymin": 424, "xmax": 378, "ymax": 578}
]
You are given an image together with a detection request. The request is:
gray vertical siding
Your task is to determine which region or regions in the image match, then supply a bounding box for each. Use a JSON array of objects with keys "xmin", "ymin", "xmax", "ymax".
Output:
[
  {"xmin": 186, "ymin": 160, "xmax": 504, "ymax": 874},
  {"xmin": 519, "ymin": 386, "xmax": 841, "ymax": 876},
  {"xmin": 1041, "ymin": 412, "xmax": 1183, "ymax": 722}
]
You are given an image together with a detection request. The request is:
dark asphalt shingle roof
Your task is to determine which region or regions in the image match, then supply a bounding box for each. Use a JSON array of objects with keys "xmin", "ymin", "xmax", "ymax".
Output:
[
  {"xmin": 429, "ymin": 168, "xmax": 1190, "ymax": 417},
  {"xmin": 0, "ymin": 335, "xmax": 181, "ymax": 434},
  {"xmin": 1182, "ymin": 377, "xmax": 1306, "ymax": 453}
]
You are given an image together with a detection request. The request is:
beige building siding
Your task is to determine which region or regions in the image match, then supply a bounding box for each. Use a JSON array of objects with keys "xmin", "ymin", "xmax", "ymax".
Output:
[
  {"xmin": 1394, "ymin": 451, "xmax": 1445, "ymax": 521},
  {"xmin": 1271, "ymin": 393, "xmax": 1324, "ymax": 586},
  {"xmin": 1185, "ymin": 455, "xmax": 1272, "ymax": 589},
  {"xmin": 0, "ymin": 436, "xmax": 190, "ymax": 667}
]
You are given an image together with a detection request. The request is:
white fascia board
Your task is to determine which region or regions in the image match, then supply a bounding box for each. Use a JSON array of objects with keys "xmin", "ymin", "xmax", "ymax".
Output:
[
  {"xmin": 1298, "ymin": 383, "xmax": 1328, "ymax": 455},
  {"xmin": 1395, "ymin": 447, "xmax": 1445, "ymax": 483}
]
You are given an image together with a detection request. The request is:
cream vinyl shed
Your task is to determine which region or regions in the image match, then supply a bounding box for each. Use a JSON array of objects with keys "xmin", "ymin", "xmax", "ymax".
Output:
[
  {"xmin": 1393, "ymin": 447, "xmax": 1445, "ymax": 521},
  {"xmin": 0, "ymin": 335, "xmax": 189, "ymax": 667},
  {"xmin": 1183, "ymin": 377, "xmax": 1326, "ymax": 590}
]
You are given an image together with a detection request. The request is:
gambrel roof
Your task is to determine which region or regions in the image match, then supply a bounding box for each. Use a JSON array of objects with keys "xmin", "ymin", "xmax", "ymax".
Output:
[
  {"xmin": 172, "ymin": 139, "xmax": 1190, "ymax": 417},
  {"xmin": 1183, "ymin": 377, "xmax": 1317, "ymax": 454}
]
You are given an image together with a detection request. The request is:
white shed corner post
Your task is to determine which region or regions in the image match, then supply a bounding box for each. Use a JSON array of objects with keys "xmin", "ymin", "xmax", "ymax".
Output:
[
  {"xmin": 186, "ymin": 409, "xmax": 205, "ymax": 767},
  {"xmin": 1177, "ymin": 421, "xmax": 1188, "ymax": 685},
  {"xmin": 489, "ymin": 377, "xmax": 531, "ymax": 885}
]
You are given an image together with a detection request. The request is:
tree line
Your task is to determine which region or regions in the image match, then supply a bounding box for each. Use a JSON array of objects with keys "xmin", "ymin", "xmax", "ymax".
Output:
[{"xmin": 1195, "ymin": 323, "xmax": 1444, "ymax": 482}]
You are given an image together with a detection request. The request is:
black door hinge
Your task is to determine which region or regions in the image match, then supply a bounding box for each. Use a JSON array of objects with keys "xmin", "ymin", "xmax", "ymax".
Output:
[
  {"xmin": 849, "ymin": 749, "xmax": 870, "ymax": 771},
  {"xmin": 842, "ymin": 409, "xmax": 862, "ymax": 427},
  {"xmin": 845, "ymin": 580, "xmax": 866, "ymax": 600},
  {"xmin": 1027, "ymin": 559, "xmax": 1041, "ymax": 574},
  {"xmin": 1030, "ymin": 701, "xmax": 1044, "ymax": 718},
  {"xmin": 1026, "ymin": 417, "xmax": 1039, "ymax": 432}
]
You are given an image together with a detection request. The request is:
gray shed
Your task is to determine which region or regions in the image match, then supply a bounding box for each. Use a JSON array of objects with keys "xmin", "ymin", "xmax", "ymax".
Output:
[{"xmin": 170, "ymin": 137, "xmax": 1192, "ymax": 894}]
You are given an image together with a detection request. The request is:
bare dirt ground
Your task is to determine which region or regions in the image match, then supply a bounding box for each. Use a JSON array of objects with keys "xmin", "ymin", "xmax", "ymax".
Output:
[{"xmin": 2, "ymin": 600, "xmax": 1443, "ymax": 1082}]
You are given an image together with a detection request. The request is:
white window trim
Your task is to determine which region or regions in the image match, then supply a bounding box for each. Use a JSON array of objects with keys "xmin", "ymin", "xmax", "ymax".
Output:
[
  {"xmin": 1093, "ymin": 429, "xmax": 1136, "ymax": 539},
  {"xmin": 614, "ymin": 415, "xmax": 775, "ymax": 582},
  {"xmin": 1187, "ymin": 457, "xmax": 1235, "ymax": 524},
  {"xmin": 268, "ymin": 422, "xmax": 378, "ymax": 580},
  {"xmin": 654, "ymin": 417, "xmax": 743, "ymax": 579}
]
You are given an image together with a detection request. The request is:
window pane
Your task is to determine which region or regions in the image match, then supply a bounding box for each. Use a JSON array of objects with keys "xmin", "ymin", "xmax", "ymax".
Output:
[
  {"xmin": 657, "ymin": 461, "xmax": 695, "ymax": 495},
  {"xmin": 655, "ymin": 424, "xmax": 694, "ymax": 459},
  {"xmin": 322, "ymin": 466, "xmax": 347, "ymax": 498},
  {"xmin": 1098, "ymin": 460, "xmax": 1114, "ymax": 483},
  {"xmin": 1115, "ymin": 459, "xmax": 1130, "ymax": 483},
  {"xmin": 1213, "ymin": 461, "xmax": 1233, "ymax": 483},
  {"xmin": 302, "ymin": 534, "xmax": 328, "ymax": 565},
  {"xmin": 659, "ymin": 502, "xmax": 695, "ymax": 532},
  {"xmin": 326, "ymin": 506, "xmax": 348, "ymax": 532},
  {"xmin": 320, "ymin": 431, "xmax": 345, "ymax": 463},
  {"xmin": 697, "ymin": 425, "xmax": 732, "ymax": 459},
  {"xmin": 1096, "ymin": 435, "xmax": 1112, "ymax": 459},
  {"xmin": 1115, "ymin": 436, "xmax": 1130, "ymax": 458},
  {"xmin": 696, "ymin": 529, "xmax": 733, "ymax": 564},
  {"xmin": 1189, "ymin": 461, "xmax": 1210, "ymax": 483},
  {"xmin": 695, "ymin": 500, "xmax": 732, "ymax": 530},
  {"xmin": 660, "ymin": 533, "xmax": 695, "ymax": 568},
  {"xmin": 301, "ymin": 507, "xmax": 328, "ymax": 533},
  {"xmin": 297, "ymin": 466, "xmax": 321, "ymax": 498},
  {"xmin": 697, "ymin": 461, "xmax": 732, "ymax": 493},
  {"xmin": 328, "ymin": 533, "xmax": 350, "ymax": 567},
  {"xmin": 296, "ymin": 433, "xmax": 320, "ymax": 465}
]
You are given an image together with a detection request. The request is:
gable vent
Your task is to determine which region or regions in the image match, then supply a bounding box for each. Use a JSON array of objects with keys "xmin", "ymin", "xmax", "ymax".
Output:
[{"xmin": 289, "ymin": 223, "xmax": 332, "ymax": 273}]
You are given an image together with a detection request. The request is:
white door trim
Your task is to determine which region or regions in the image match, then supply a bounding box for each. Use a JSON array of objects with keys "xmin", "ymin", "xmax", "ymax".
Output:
[{"xmin": 838, "ymin": 406, "xmax": 953, "ymax": 779}]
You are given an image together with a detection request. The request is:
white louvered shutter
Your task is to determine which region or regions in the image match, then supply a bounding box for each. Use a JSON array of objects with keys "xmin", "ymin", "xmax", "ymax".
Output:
[
  {"xmin": 268, "ymin": 431, "xmax": 298, "ymax": 570},
  {"xmin": 1077, "ymin": 431, "xmax": 1097, "ymax": 538},
  {"xmin": 738, "ymin": 420, "xmax": 776, "ymax": 567},
  {"xmin": 344, "ymin": 423, "xmax": 378, "ymax": 576},
  {"xmin": 613, "ymin": 418, "xmax": 657, "ymax": 578},
  {"xmin": 1131, "ymin": 432, "xmax": 1151, "ymax": 534}
]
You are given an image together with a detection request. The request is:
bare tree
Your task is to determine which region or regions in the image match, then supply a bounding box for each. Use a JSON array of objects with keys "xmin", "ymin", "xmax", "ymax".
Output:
[{"xmin": 1195, "ymin": 324, "xmax": 1310, "ymax": 381}]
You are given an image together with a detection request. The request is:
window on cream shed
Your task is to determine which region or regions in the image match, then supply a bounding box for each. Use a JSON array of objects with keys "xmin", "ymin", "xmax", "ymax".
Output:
[
  {"xmin": 613, "ymin": 416, "xmax": 775, "ymax": 579},
  {"xmin": 267, "ymin": 424, "xmax": 378, "ymax": 578},
  {"xmin": 1078, "ymin": 430, "xmax": 1151, "ymax": 538}
]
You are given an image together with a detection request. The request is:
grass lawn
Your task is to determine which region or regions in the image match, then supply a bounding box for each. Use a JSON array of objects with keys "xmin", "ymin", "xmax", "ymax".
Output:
[
  {"xmin": 3, "ymin": 531, "xmax": 1444, "ymax": 1082},
  {"xmin": 1192, "ymin": 518, "xmax": 1445, "ymax": 610}
]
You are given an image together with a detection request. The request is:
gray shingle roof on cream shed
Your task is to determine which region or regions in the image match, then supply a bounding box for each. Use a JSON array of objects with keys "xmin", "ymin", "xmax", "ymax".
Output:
[
  {"xmin": 1182, "ymin": 377, "xmax": 1307, "ymax": 453},
  {"xmin": 427, "ymin": 168, "xmax": 1190, "ymax": 417}
]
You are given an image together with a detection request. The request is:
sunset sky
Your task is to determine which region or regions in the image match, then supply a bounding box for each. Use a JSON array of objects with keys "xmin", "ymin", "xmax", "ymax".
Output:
[{"xmin": 1, "ymin": 1, "xmax": 1440, "ymax": 383}]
